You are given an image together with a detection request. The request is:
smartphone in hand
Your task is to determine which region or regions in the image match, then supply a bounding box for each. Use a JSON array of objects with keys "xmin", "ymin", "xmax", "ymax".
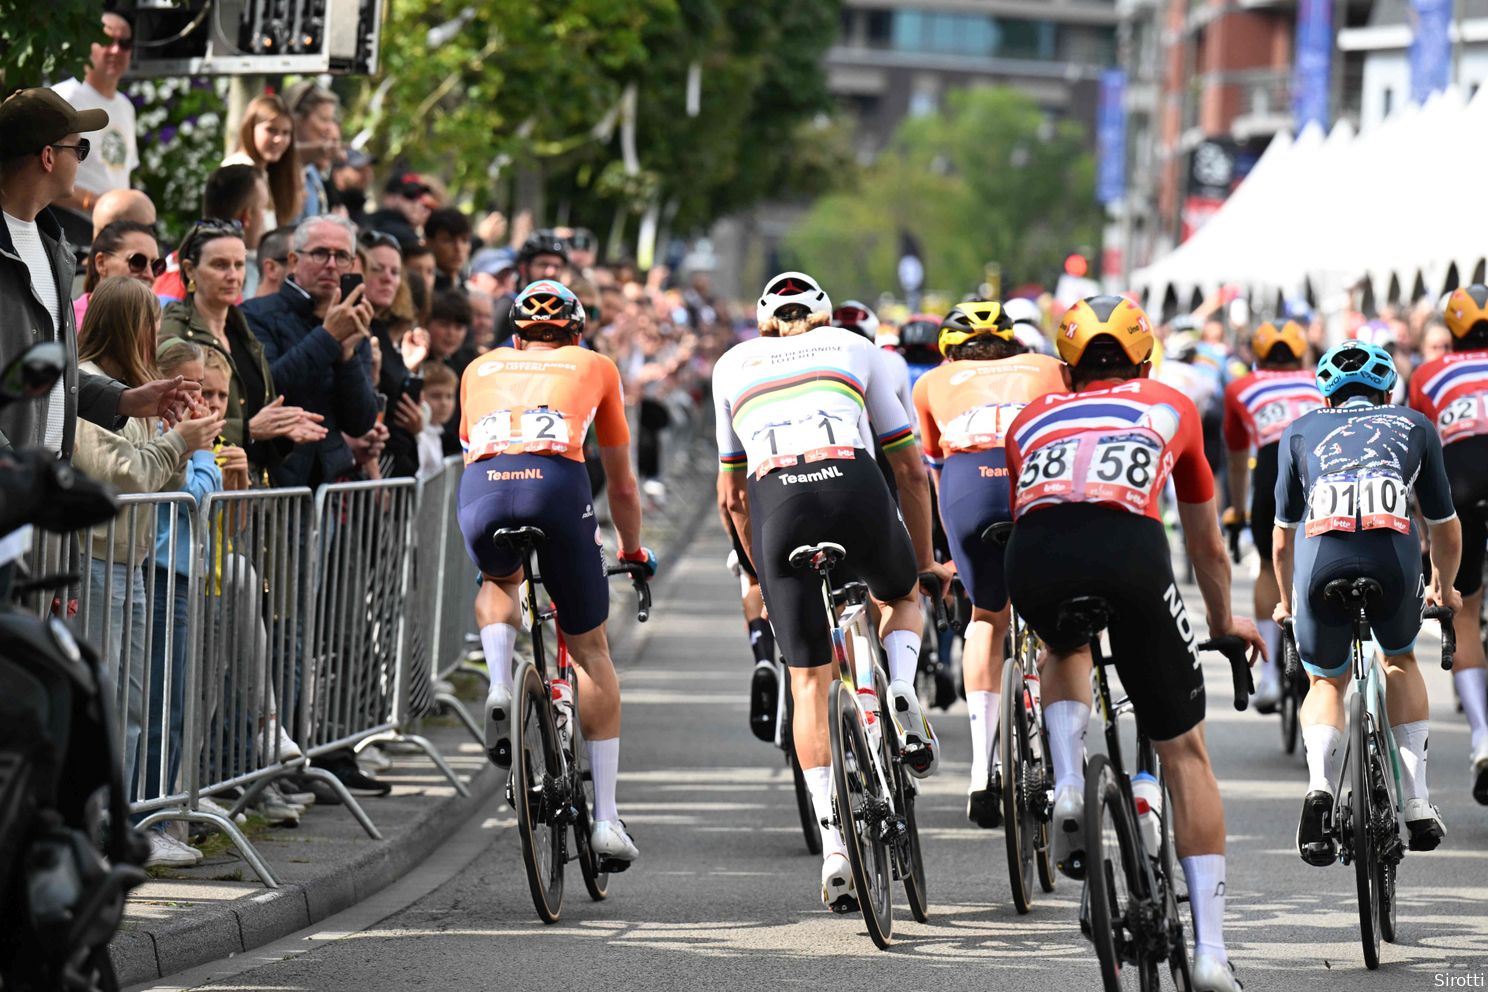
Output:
[{"xmin": 340, "ymin": 272, "xmax": 364, "ymax": 300}]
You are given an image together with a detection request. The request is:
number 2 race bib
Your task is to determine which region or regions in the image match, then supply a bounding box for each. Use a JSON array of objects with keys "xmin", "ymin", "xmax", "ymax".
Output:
[
  {"xmin": 469, "ymin": 406, "xmax": 570, "ymax": 458},
  {"xmin": 1016, "ymin": 430, "xmax": 1164, "ymax": 514},
  {"xmin": 1437, "ymin": 393, "xmax": 1487, "ymax": 442},
  {"xmin": 753, "ymin": 413, "xmax": 862, "ymax": 479},
  {"xmin": 1305, "ymin": 472, "xmax": 1410, "ymax": 537},
  {"xmin": 943, "ymin": 403, "xmax": 1023, "ymax": 453}
]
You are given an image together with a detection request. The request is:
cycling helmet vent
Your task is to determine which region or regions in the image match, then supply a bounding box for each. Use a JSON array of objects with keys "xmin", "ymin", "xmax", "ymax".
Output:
[
  {"xmin": 757, "ymin": 270, "xmax": 832, "ymax": 325},
  {"xmin": 1084, "ymin": 295, "xmax": 1125, "ymax": 322},
  {"xmin": 1315, "ymin": 341, "xmax": 1397, "ymax": 397}
]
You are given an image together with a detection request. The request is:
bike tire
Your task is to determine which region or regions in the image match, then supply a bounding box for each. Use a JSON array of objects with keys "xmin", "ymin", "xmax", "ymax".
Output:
[
  {"xmin": 569, "ymin": 680, "xmax": 609, "ymax": 902},
  {"xmin": 790, "ymin": 748, "xmax": 823, "ymax": 855},
  {"xmin": 511, "ymin": 661, "xmax": 565, "ymax": 923},
  {"xmin": 1371, "ymin": 721, "xmax": 1399, "ymax": 944},
  {"xmin": 829, "ymin": 679, "xmax": 894, "ymax": 949},
  {"xmin": 1001, "ymin": 658, "xmax": 1036, "ymax": 913},
  {"xmin": 1034, "ymin": 687, "xmax": 1057, "ymax": 895},
  {"xmin": 1084, "ymin": 754, "xmax": 1156, "ymax": 992},
  {"xmin": 1349, "ymin": 691, "xmax": 1381, "ymax": 969},
  {"xmin": 878, "ymin": 685, "xmax": 929, "ymax": 923},
  {"xmin": 1159, "ymin": 775, "xmax": 1192, "ymax": 991}
]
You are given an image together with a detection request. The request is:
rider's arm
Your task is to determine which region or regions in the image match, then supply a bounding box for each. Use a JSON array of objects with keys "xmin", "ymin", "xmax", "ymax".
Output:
[
  {"xmin": 717, "ymin": 470, "xmax": 752, "ymax": 566},
  {"xmin": 885, "ymin": 442, "xmax": 936, "ymax": 570},
  {"xmin": 910, "ymin": 375, "xmax": 943, "ymax": 498},
  {"xmin": 1428, "ymin": 518, "xmax": 1462, "ymax": 601},
  {"xmin": 1270, "ymin": 428, "xmax": 1306, "ymax": 616},
  {"xmin": 1220, "ymin": 383, "xmax": 1250, "ymax": 512},
  {"xmin": 1225, "ymin": 449, "xmax": 1250, "ymax": 517},
  {"xmin": 1272, "ymin": 524, "xmax": 1295, "ymax": 616},
  {"xmin": 1178, "ymin": 497, "xmax": 1233, "ymax": 634},
  {"xmin": 1415, "ymin": 417, "xmax": 1463, "ymax": 597},
  {"xmin": 601, "ymin": 444, "xmax": 643, "ymax": 555}
]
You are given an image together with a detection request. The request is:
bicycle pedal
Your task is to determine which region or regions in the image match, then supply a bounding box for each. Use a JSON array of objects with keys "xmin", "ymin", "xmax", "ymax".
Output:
[{"xmin": 599, "ymin": 856, "xmax": 632, "ymax": 874}]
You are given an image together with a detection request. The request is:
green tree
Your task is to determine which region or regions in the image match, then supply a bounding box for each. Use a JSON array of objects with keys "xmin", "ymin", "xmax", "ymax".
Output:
[
  {"xmin": 0, "ymin": 0, "xmax": 98, "ymax": 89},
  {"xmin": 785, "ymin": 86, "xmax": 1104, "ymax": 298}
]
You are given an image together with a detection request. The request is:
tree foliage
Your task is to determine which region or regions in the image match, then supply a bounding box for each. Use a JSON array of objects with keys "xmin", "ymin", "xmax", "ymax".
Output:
[
  {"xmin": 0, "ymin": 0, "xmax": 99, "ymax": 89},
  {"xmin": 785, "ymin": 86, "xmax": 1104, "ymax": 298}
]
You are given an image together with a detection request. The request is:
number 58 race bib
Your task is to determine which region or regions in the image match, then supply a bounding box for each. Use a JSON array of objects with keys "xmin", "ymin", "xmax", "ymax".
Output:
[
  {"xmin": 1305, "ymin": 471, "xmax": 1410, "ymax": 537},
  {"xmin": 1016, "ymin": 429, "xmax": 1165, "ymax": 515}
]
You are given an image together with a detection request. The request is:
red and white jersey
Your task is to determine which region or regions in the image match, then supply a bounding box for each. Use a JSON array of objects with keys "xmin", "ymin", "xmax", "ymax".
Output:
[
  {"xmin": 1005, "ymin": 378, "xmax": 1213, "ymax": 522},
  {"xmin": 1222, "ymin": 369, "xmax": 1324, "ymax": 452},
  {"xmin": 1408, "ymin": 350, "xmax": 1488, "ymax": 445}
]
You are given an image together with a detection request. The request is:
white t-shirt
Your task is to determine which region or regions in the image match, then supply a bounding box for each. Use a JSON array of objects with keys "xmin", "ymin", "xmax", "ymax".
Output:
[
  {"xmin": 52, "ymin": 78, "xmax": 138, "ymax": 194},
  {"xmin": 4, "ymin": 212, "xmax": 65, "ymax": 453}
]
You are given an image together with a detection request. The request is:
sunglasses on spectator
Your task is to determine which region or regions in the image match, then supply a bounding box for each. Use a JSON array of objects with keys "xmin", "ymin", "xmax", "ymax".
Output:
[
  {"xmin": 49, "ymin": 139, "xmax": 90, "ymax": 162},
  {"xmin": 106, "ymin": 33, "xmax": 134, "ymax": 51},
  {"xmin": 302, "ymin": 247, "xmax": 356, "ymax": 269},
  {"xmin": 99, "ymin": 250, "xmax": 166, "ymax": 277},
  {"xmin": 359, "ymin": 230, "xmax": 402, "ymax": 252}
]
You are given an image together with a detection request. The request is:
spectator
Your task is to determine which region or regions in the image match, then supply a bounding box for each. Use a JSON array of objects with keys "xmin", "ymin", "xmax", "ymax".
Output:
[
  {"xmin": 0, "ymin": 88, "xmax": 191, "ymax": 459},
  {"xmin": 154, "ymin": 164, "xmax": 271, "ymax": 302},
  {"xmin": 241, "ymin": 214, "xmax": 380, "ymax": 487},
  {"xmin": 50, "ymin": 11, "xmax": 139, "ymax": 245},
  {"xmin": 567, "ymin": 226, "xmax": 598, "ymax": 275},
  {"xmin": 415, "ymin": 360, "xmax": 457, "ymax": 480},
  {"xmin": 225, "ymin": 92, "xmax": 302, "ymax": 231},
  {"xmin": 468, "ymin": 246, "xmax": 517, "ymax": 297},
  {"xmin": 360, "ymin": 230, "xmax": 427, "ymax": 478},
  {"xmin": 425, "ymin": 207, "xmax": 471, "ymax": 290},
  {"xmin": 427, "ymin": 288, "xmax": 473, "ymax": 371},
  {"xmin": 76, "ymin": 220, "xmax": 161, "ymax": 326},
  {"xmin": 491, "ymin": 230, "xmax": 570, "ymax": 344},
  {"xmin": 362, "ymin": 173, "xmax": 430, "ymax": 249},
  {"xmin": 255, "ymin": 225, "xmax": 295, "ymax": 299},
  {"xmin": 1421, "ymin": 318, "xmax": 1453, "ymax": 364},
  {"xmin": 283, "ymin": 82, "xmax": 339, "ymax": 222},
  {"xmin": 160, "ymin": 219, "xmax": 325, "ymax": 477},
  {"xmin": 332, "ymin": 148, "xmax": 374, "ymax": 225},
  {"xmin": 467, "ymin": 288, "xmax": 497, "ymax": 352},
  {"xmin": 91, "ymin": 187, "xmax": 156, "ymax": 240},
  {"xmin": 404, "ymin": 241, "xmax": 437, "ymax": 299},
  {"xmin": 73, "ymin": 277, "xmax": 223, "ymax": 803}
]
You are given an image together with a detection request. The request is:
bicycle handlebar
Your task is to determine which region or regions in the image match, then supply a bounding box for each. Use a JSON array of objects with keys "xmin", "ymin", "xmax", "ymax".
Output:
[
  {"xmin": 1197, "ymin": 634, "xmax": 1253, "ymax": 712},
  {"xmin": 919, "ymin": 572, "xmax": 948, "ymax": 633},
  {"xmin": 1423, "ymin": 606, "xmax": 1455, "ymax": 670},
  {"xmin": 1280, "ymin": 616, "xmax": 1300, "ymax": 684},
  {"xmin": 606, "ymin": 562, "xmax": 652, "ymax": 623}
]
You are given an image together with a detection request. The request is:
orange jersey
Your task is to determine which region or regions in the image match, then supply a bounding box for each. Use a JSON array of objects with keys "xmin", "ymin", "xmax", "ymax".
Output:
[
  {"xmin": 459, "ymin": 346, "xmax": 629, "ymax": 464},
  {"xmin": 912, "ymin": 354, "xmax": 1066, "ymax": 468}
]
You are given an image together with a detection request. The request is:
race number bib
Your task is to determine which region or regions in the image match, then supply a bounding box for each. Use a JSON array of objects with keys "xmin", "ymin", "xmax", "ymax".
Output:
[
  {"xmin": 1305, "ymin": 472, "xmax": 1410, "ymax": 537},
  {"xmin": 1437, "ymin": 393, "xmax": 1487, "ymax": 441},
  {"xmin": 943, "ymin": 403, "xmax": 1022, "ymax": 452},
  {"xmin": 1255, "ymin": 398, "xmax": 1322, "ymax": 445},
  {"xmin": 753, "ymin": 413, "xmax": 862, "ymax": 478},
  {"xmin": 468, "ymin": 407, "xmax": 570, "ymax": 457},
  {"xmin": 469, "ymin": 410, "xmax": 514, "ymax": 457},
  {"xmin": 520, "ymin": 407, "xmax": 569, "ymax": 454},
  {"xmin": 1016, "ymin": 430, "xmax": 1164, "ymax": 514}
]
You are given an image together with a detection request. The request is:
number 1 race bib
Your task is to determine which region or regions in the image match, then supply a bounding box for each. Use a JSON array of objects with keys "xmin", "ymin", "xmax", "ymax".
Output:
[
  {"xmin": 1305, "ymin": 472, "xmax": 1410, "ymax": 537},
  {"xmin": 943, "ymin": 403, "xmax": 1023, "ymax": 453},
  {"xmin": 753, "ymin": 413, "xmax": 862, "ymax": 479},
  {"xmin": 1016, "ymin": 430, "xmax": 1164, "ymax": 514}
]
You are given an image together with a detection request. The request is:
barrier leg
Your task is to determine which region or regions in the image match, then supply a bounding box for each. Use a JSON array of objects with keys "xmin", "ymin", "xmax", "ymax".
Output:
[
  {"xmin": 435, "ymin": 691, "xmax": 484, "ymax": 746},
  {"xmin": 299, "ymin": 766, "xmax": 383, "ymax": 840},
  {"xmin": 356, "ymin": 730, "xmax": 471, "ymax": 798},
  {"xmin": 136, "ymin": 809, "xmax": 280, "ymax": 888}
]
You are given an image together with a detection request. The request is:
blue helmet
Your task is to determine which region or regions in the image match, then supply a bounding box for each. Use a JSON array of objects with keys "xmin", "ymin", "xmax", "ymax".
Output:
[{"xmin": 1315, "ymin": 340, "xmax": 1397, "ymax": 398}]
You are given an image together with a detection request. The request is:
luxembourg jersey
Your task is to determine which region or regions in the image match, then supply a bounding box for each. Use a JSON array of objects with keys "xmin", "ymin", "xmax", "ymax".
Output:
[
  {"xmin": 713, "ymin": 327, "xmax": 915, "ymax": 479},
  {"xmin": 1222, "ymin": 369, "xmax": 1324, "ymax": 452},
  {"xmin": 1407, "ymin": 350, "xmax": 1488, "ymax": 445},
  {"xmin": 912, "ymin": 354, "xmax": 1065, "ymax": 470},
  {"xmin": 1005, "ymin": 378, "xmax": 1213, "ymax": 522},
  {"xmin": 459, "ymin": 346, "xmax": 630, "ymax": 465}
]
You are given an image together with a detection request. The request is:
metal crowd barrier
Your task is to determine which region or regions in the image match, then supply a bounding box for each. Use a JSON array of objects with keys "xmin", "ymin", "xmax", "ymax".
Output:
[{"xmin": 425, "ymin": 455, "xmax": 486, "ymax": 741}]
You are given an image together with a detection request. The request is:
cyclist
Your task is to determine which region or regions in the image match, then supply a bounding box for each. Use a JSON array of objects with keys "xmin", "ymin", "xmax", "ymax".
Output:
[
  {"xmin": 912, "ymin": 301, "xmax": 1063, "ymax": 826},
  {"xmin": 834, "ymin": 299, "xmax": 913, "ymax": 419},
  {"xmin": 1221, "ymin": 320, "xmax": 1324, "ymax": 710},
  {"xmin": 1002, "ymin": 296, "xmax": 1053, "ymax": 355},
  {"xmin": 1003, "ymin": 295, "xmax": 1264, "ymax": 992},
  {"xmin": 1408, "ymin": 284, "xmax": 1488, "ymax": 803},
  {"xmin": 1274, "ymin": 341, "xmax": 1461, "ymax": 864},
  {"xmin": 457, "ymin": 279, "xmax": 655, "ymax": 867},
  {"xmin": 896, "ymin": 313, "xmax": 944, "ymax": 388},
  {"xmin": 714, "ymin": 271, "xmax": 951, "ymax": 912}
]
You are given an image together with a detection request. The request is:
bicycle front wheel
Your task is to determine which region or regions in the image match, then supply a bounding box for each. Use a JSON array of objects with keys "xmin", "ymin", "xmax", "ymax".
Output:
[
  {"xmin": 829, "ymin": 679, "xmax": 894, "ymax": 948},
  {"xmin": 878, "ymin": 686, "xmax": 928, "ymax": 923},
  {"xmin": 511, "ymin": 661, "xmax": 565, "ymax": 923},
  {"xmin": 1084, "ymin": 754, "xmax": 1157, "ymax": 992},
  {"xmin": 1001, "ymin": 658, "xmax": 1036, "ymax": 913},
  {"xmin": 1348, "ymin": 690, "xmax": 1381, "ymax": 969}
]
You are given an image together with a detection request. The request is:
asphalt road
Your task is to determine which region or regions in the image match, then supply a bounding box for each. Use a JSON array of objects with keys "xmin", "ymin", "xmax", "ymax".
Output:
[{"xmin": 156, "ymin": 524, "xmax": 1488, "ymax": 992}]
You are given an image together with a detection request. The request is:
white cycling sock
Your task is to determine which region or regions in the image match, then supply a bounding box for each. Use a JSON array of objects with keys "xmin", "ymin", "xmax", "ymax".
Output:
[
  {"xmin": 1044, "ymin": 700, "xmax": 1090, "ymax": 794},
  {"xmin": 1454, "ymin": 667, "xmax": 1488, "ymax": 752},
  {"xmin": 883, "ymin": 629, "xmax": 921, "ymax": 686},
  {"xmin": 588, "ymin": 737, "xmax": 620, "ymax": 822},
  {"xmin": 481, "ymin": 623, "xmax": 518, "ymax": 692},
  {"xmin": 1257, "ymin": 619, "xmax": 1281, "ymax": 693},
  {"xmin": 1392, "ymin": 720, "xmax": 1431, "ymax": 804},
  {"xmin": 1303, "ymin": 724, "xmax": 1344, "ymax": 795},
  {"xmin": 804, "ymin": 765, "xmax": 846, "ymax": 858},
  {"xmin": 1180, "ymin": 854, "xmax": 1227, "ymax": 964},
  {"xmin": 967, "ymin": 690, "xmax": 999, "ymax": 789}
]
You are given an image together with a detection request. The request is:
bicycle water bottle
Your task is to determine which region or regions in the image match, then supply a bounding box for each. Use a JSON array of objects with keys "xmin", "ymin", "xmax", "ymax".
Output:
[
  {"xmin": 1024, "ymin": 672, "xmax": 1042, "ymax": 714},
  {"xmin": 858, "ymin": 688, "xmax": 883, "ymax": 752},
  {"xmin": 551, "ymin": 678, "xmax": 575, "ymax": 747},
  {"xmin": 1131, "ymin": 771, "xmax": 1163, "ymax": 856}
]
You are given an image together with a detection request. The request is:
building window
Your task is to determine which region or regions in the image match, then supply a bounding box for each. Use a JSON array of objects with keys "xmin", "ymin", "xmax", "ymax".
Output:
[
  {"xmin": 865, "ymin": 8, "xmax": 892, "ymax": 47},
  {"xmin": 891, "ymin": 12, "xmax": 1058, "ymax": 60}
]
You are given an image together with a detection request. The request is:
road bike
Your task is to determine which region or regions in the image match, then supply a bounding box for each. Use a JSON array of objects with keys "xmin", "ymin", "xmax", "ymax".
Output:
[
  {"xmin": 493, "ymin": 525, "xmax": 651, "ymax": 923},
  {"xmin": 1057, "ymin": 594, "xmax": 1251, "ymax": 992},
  {"xmin": 1281, "ymin": 580, "xmax": 1453, "ymax": 969}
]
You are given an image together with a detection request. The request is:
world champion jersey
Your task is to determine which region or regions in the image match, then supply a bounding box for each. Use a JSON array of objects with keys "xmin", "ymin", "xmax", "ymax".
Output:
[
  {"xmin": 1005, "ymin": 378, "xmax": 1213, "ymax": 522},
  {"xmin": 712, "ymin": 327, "xmax": 916, "ymax": 478},
  {"xmin": 1222, "ymin": 369, "xmax": 1325, "ymax": 452},
  {"xmin": 459, "ymin": 346, "xmax": 630, "ymax": 465},
  {"xmin": 1407, "ymin": 349, "xmax": 1488, "ymax": 445},
  {"xmin": 912, "ymin": 353, "xmax": 1065, "ymax": 469}
]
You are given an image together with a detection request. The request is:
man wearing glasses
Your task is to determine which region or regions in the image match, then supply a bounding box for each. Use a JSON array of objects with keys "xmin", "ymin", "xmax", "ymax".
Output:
[
  {"xmin": 241, "ymin": 214, "xmax": 381, "ymax": 487},
  {"xmin": 52, "ymin": 11, "xmax": 139, "ymax": 242}
]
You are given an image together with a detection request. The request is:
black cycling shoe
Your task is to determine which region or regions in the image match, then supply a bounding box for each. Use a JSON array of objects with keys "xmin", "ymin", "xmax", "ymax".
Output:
[
  {"xmin": 1297, "ymin": 790, "xmax": 1337, "ymax": 866},
  {"xmin": 968, "ymin": 770, "xmax": 1003, "ymax": 828},
  {"xmin": 749, "ymin": 660, "xmax": 779, "ymax": 743}
]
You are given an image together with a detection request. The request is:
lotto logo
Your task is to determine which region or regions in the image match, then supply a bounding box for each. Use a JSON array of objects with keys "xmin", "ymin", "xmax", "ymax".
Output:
[{"xmin": 1064, "ymin": 322, "xmax": 1078, "ymax": 339}]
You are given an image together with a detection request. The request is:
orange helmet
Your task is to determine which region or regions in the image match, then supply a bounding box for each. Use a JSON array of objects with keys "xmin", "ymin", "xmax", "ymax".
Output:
[
  {"xmin": 1444, "ymin": 284, "xmax": 1488, "ymax": 339},
  {"xmin": 1252, "ymin": 320, "xmax": 1307, "ymax": 361},
  {"xmin": 1055, "ymin": 295, "xmax": 1154, "ymax": 366}
]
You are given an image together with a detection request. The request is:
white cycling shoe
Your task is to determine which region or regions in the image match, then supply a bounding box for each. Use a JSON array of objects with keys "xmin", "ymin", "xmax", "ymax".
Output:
[
  {"xmin": 888, "ymin": 680, "xmax": 939, "ymax": 778},
  {"xmin": 590, "ymin": 819, "xmax": 639, "ymax": 865},
  {"xmin": 1052, "ymin": 785, "xmax": 1087, "ymax": 880},
  {"xmin": 1191, "ymin": 953, "xmax": 1243, "ymax": 992},
  {"xmin": 484, "ymin": 683, "xmax": 513, "ymax": 768},
  {"xmin": 1403, "ymin": 797, "xmax": 1446, "ymax": 851},
  {"xmin": 821, "ymin": 852, "xmax": 858, "ymax": 914}
]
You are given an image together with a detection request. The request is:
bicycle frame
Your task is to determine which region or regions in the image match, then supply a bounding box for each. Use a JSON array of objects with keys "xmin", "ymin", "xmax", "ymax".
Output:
[{"xmin": 1089, "ymin": 637, "xmax": 1160, "ymax": 859}]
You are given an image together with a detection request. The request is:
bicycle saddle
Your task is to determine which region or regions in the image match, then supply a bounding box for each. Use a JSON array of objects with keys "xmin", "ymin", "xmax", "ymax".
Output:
[
  {"xmin": 1323, "ymin": 577, "xmax": 1383, "ymax": 608},
  {"xmin": 1057, "ymin": 595, "xmax": 1114, "ymax": 642},
  {"xmin": 789, "ymin": 542, "xmax": 847, "ymax": 572},
  {"xmin": 981, "ymin": 521, "xmax": 1015, "ymax": 548},
  {"xmin": 493, "ymin": 525, "xmax": 546, "ymax": 551}
]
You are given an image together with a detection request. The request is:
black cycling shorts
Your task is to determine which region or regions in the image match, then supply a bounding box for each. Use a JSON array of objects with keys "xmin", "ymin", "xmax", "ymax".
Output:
[
  {"xmin": 458, "ymin": 454, "xmax": 608, "ymax": 636},
  {"xmin": 747, "ymin": 453, "xmax": 918, "ymax": 669},
  {"xmin": 1250, "ymin": 442, "xmax": 1279, "ymax": 561},
  {"xmin": 1005, "ymin": 504, "xmax": 1207, "ymax": 742},
  {"xmin": 1291, "ymin": 527, "xmax": 1424, "ymax": 678},
  {"xmin": 939, "ymin": 448, "xmax": 1013, "ymax": 611},
  {"xmin": 1445, "ymin": 435, "xmax": 1488, "ymax": 596}
]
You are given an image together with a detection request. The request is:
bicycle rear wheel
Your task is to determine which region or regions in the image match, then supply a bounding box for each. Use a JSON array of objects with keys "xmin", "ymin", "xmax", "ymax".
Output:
[
  {"xmin": 1348, "ymin": 691, "xmax": 1381, "ymax": 969},
  {"xmin": 1001, "ymin": 658, "xmax": 1036, "ymax": 913},
  {"xmin": 1158, "ymin": 775, "xmax": 1191, "ymax": 991},
  {"xmin": 511, "ymin": 661, "xmax": 565, "ymax": 923},
  {"xmin": 878, "ymin": 686, "xmax": 928, "ymax": 923},
  {"xmin": 1084, "ymin": 754, "xmax": 1157, "ymax": 992},
  {"xmin": 568, "ymin": 682, "xmax": 609, "ymax": 902},
  {"xmin": 829, "ymin": 679, "xmax": 894, "ymax": 948},
  {"xmin": 783, "ymin": 675, "xmax": 822, "ymax": 854}
]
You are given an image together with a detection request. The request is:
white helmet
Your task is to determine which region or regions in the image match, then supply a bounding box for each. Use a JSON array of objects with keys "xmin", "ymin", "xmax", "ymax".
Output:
[
  {"xmin": 757, "ymin": 271, "xmax": 832, "ymax": 325},
  {"xmin": 1002, "ymin": 297, "xmax": 1041, "ymax": 328},
  {"xmin": 832, "ymin": 299, "xmax": 880, "ymax": 340}
]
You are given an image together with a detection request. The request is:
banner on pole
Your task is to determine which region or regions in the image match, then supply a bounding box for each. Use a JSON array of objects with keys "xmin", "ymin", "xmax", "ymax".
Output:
[
  {"xmin": 1292, "ymin": 0, "xmax": 1333, "ymax": 131},
  {"xmin": 1409, "ymin": 0, "xmax": 1453, "ymax": 103},
  {"xmin": 1096, "ymin": 69, "xmax": 1128, "ymax": 205}
]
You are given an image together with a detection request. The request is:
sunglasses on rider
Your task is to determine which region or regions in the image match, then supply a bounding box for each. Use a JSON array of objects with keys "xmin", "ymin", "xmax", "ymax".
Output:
[{"xmin": 100, "ymin": 250, "xmax": 166, "ymax": 277}]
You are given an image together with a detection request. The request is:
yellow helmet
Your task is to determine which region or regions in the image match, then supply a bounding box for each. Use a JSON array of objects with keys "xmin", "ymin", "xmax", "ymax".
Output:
[
  {"xmin": 937, "ymin": 301, "xmax": 1014, "ymax": 357},
  {"xmin": 1055, "ymin": 295, "xmax": 1153, "ymax": 366},
  {"xmin": 1444, "ymin": 284, "xmax": 1488, "ymax": 339},
  {"xmin": 1252, "ymin": 320, "xmax": 1307, "ymax": 361}
]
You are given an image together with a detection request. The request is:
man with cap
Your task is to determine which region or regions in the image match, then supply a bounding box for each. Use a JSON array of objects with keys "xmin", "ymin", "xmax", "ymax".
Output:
[
  {"xmin": 362, "ymin": 173, "xmax": 430, "ymax": 250},
  {"xmin": 0, "ymin": 89, "xmax": 195, "ymax": 459}
]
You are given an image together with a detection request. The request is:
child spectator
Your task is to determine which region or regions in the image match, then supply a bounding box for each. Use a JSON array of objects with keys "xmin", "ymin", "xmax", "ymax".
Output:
[{"xmin": 416, "ymin": 361, "xmax": 457, "ymax": 480}]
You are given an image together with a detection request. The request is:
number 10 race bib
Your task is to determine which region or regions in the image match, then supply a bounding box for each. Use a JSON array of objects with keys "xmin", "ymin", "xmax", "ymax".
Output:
[
  {"xmin": 1305, "ymin": 472, "xmax": 1410, "ymax": 537},
  {"xmin": 1016, "ymin": 430, "xmax": 1165, "ymax": 514}
]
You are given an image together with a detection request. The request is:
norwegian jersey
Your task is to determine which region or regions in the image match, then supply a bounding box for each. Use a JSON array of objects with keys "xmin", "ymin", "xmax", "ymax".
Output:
[
  {"xmin": 1407, "ymin": 350, "xmax": 1488, "ymax": 445},
  {"xmin": 1005, "ymin": 378, "xmax": 1213, "ymax": 522},
  {"xmin": 713, "ymin": 327, "xmax": 916, "ymax": 479},
  {"xmin": 1276, "ymin": 399, "xmax": 1456, "ymax": 537},
  {"xmin": 458, "ymin": 346, "xmax": 629, "ymax": 465},
  {"xmin": 1222, "ymin": 369, "xmax": 1325, "ymax": 451},
  {"xmin": 912, "ymin": 354, "xmax": 1065, "ymax": 469}
]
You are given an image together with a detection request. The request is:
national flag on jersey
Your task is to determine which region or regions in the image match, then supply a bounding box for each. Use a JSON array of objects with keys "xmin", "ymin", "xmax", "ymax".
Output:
[
  {"xmin": 1409, "ymin": 351, "xmax": 1488, "ymax": 444},
  {"xmin": 1222, "ymin": 369, "xmax": 1324, "ymax": 451}
]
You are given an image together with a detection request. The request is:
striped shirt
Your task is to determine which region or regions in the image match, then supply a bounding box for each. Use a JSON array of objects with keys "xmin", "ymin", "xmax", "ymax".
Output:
[
  {"xmin": 1408, "ymin": 350, "xmax": 1488, "ymax": 445},
  {"xmin": 1222, "ymin": 369, "xmax": 1324, "ymax": 451}
]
